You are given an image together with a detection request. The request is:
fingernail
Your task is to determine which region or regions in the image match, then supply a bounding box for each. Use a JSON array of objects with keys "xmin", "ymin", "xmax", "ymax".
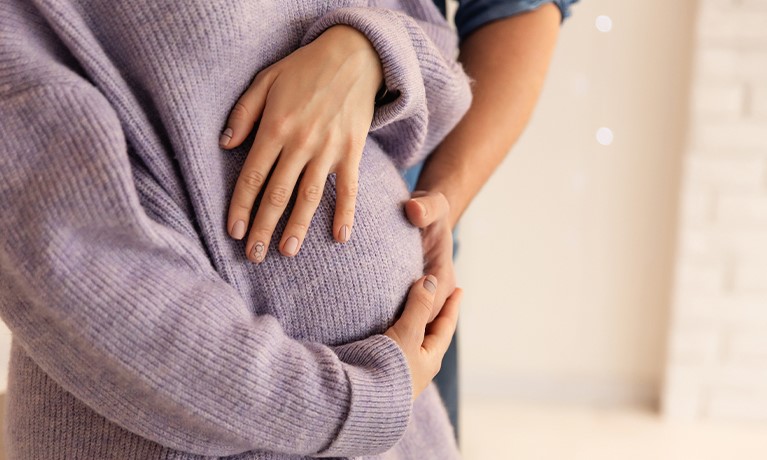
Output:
[
  {"xmin": 251, "ymin": 241, "xmax": 265, "ymax": 263},
  {"xmin": 231, "ymin": 220, "xmax": 246, "ymax": 240},
  {"xmin": 338, "ymin": 225, "xmax": 350, "ymax": 243},
  {"xmin": 424, "ymin": 275, "xmax": 437, "ymax": 293},
  {"xmin": 284, "ymin": 236, "xmax": 299, "ymax": 256},
  {"xmin": 412, "ymin": 199, "xmax": 426, "ymax": 217},
  {"xmin": 219, "ymin": 127, "xmax": 233, "ymax": 148}
]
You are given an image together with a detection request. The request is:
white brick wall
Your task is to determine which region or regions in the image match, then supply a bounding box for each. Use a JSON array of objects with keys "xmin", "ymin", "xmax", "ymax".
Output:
[{"xmin": 663, "ymin": 0, "xmax": 767, "ymax": 422}]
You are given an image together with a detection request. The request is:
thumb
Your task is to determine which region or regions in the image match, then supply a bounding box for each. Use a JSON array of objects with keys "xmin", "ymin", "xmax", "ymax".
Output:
[
  {"xmin": 405, "ymin": 191, "xmax": 449, "ymax": 228},
  {"xmin": 394, "ymin": 275, "xmax": 438, "ymax": 341}
]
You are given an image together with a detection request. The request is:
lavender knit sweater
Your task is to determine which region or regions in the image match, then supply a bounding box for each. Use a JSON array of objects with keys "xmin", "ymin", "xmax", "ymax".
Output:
[{"xmin": 0, "ymin": 0, "xmax": 472, "ymax": 458}]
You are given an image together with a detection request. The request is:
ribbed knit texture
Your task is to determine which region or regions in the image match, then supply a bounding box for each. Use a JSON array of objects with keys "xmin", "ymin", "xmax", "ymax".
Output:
[{"xmin": 0, "ymin": 0, "xmax": 471, "ymax": 459}]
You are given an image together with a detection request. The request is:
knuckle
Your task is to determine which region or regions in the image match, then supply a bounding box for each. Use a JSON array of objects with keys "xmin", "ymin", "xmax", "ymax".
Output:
[
  {"xmin": 302, "ymin": 184, "xmax": 323, "ymax": 203},
  {"xmin": 253, "ymin": 68, "xmax": 271, "ymax": 83},
  {"xmin": 266, "ymin": 116, "xmax": 290, "ymax": 138},
  {"xmin": 294, "ymin": 128, "xmax": 314, "ymax": 148},
  {"xmin": 337, "ymin": 182, "xmax": 359, "ymax": 199},
  {"xmin": 248, "ymin": 223, "xmax": 270, "ymax": 240},
  {"xmin": 231, "ymin": 200, "xmax": 253, "ymax": 214},
  {"xmin": 230, "ymin": 102, "xmax": 252, "ymax": 122},
  {"xmin": 239, "ymin": 169, "xmax": 266, "ymax": 191},
  {"xmin": 341, "ymin": 207, "xmax": 355, "ymax": 219},
  {"xmin": 324, "ymin": 131, "xmax": 341, "ymax": 150},
  {"xmin": 288, "ymin": 221, "xmax": 309, "ymax": 235},
  {"xmin": 344, "ymin": 133, "xmax": 364, "ymax": 154},
  {"xmin": 415, "ymin": 293, "xmax": 434, "ymax": 314},
  {"xmin": 267, "ymin": 185, "xmax": 291, "ymax": 207}
]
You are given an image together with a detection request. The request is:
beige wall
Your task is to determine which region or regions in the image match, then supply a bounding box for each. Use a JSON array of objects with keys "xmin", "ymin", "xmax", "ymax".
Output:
[{"xmin": 457, "ymin": 0, "xmax": 696, "ymax": 406}]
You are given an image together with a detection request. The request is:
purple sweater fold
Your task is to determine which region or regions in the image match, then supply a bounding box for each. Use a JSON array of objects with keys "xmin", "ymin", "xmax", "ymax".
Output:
[{"xmin": 0, "ymin": 0, "xmax": 471, "ymax": 458}]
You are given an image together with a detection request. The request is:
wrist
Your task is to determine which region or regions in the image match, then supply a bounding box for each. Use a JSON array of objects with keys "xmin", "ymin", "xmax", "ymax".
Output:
[
  {"xmin": 320, "ymin": 25, "xmax": 384, "ymax": 95},
  {"xmin": 416, "ymin": 156, "xmax": 476, "ymax": 229}
]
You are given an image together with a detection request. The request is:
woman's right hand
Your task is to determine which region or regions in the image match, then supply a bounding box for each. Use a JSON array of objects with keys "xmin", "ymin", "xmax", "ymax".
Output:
[{"xmin": 385, "ymin": 275, "xmax": 462, "ymax": 401}]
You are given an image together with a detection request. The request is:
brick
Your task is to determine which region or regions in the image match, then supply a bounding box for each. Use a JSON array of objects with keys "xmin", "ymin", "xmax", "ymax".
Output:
[
  {"xmin": 666, "ymin": 0, "xmax": 767, "ymax": 424},
  {"xmin": 698, "ymin": 4, "xmax": 767, "ymax": 46},
  {"xmin": 683, "ymin": 154, "xmax": 765, "ymax": 191},
  {"xmin": 741, "ymin": 0, "xmax": 767, "ymax": 11},
  {"xmin": 679, "ymin": 183, "xmax": 715, "ymax": 224},
  {"xmin": 734, "ymin": 261, "xmax": 767, "ymax": 292},
  {"xmin": 691, "ymin": 121, "xmax": 767, "ymax": 151},
  {"xmin": 717, "ymin": 191, "xmax": 767, "ymax": 226},
  {"xmin": 753, "ymin": 86, "xmax": 767, "ymax": 118},
  {"xmin": 719, "ymin": 296, "xmax": 767, "ymax": 326},
  {"xmin": 675, "ymin": 259, "xmax": 726, "ymax": 295},
  {"xmin": 711, "ymin": 364, "xmax": 767, "ymax": 390},
  {"xmin": 697, "ymin": 47, "xmax": 767, "ymax": 82},
  {"xmin": 662, "ymin": 366, "xmax": 706, "ymax": 419},
  {"xmin": 668, "ymin": 321, "xmax": 722, "ymax": 365},
  {"xmin": 728, "ymin": 329, "xmax": 767, "ymax": 362},
  {"xmin": 674, "ymin": 293, "xmax": 767, "ymax": 326},
  {"xmin": 707, "ymin": 389, "xmax": 767, "ymax": 422},
  {"xmin": 692, "ymin": 83, "xmax": 743, "ymax": 118},
  {"xmin": 677, "ymin": 227, "xmax": 767, "ymax": 261}
]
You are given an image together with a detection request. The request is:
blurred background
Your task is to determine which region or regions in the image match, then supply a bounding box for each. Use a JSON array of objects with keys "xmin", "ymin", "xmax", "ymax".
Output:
[
  {"xmin": 453, "ymin": 0, "xmax": 767, "ymax": 458},
  {"xmin": 1, "ymin": 0, "xmax": 767, "ymax": 459}
]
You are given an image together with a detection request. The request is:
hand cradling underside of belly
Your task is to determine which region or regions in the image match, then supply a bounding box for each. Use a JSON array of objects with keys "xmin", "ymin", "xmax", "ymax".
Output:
[{"xmin": 230, "ymin": 140, "xmax": 424, "ymax": 346}]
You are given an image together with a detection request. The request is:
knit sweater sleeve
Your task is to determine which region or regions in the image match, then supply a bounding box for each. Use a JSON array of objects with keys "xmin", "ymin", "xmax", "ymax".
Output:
[
  {"xmin": 301, "ymin": 1, "xmax": 473, "ymax": 170},
  {"xmin": 0, "ymin": 83, "xmax": 412, "ymax": 457}
]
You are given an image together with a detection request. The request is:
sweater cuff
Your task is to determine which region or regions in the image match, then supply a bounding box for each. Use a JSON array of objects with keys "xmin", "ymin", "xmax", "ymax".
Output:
[
  {"xmin": 300, "ymin": 7, "xmax": 424, "ymax": 133},
  {"xmin": 318, "ymin": 334, "xmax": 413, "ymax": 457}
]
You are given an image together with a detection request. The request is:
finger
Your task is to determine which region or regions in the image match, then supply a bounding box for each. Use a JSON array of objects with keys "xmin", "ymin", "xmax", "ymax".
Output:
[
  {"xmin": 395, "ymin": 275, "xmax": 438, "ymax": 341},
  {"xmin": 427, "ymin": 263, "xmax": 454, "ymax": 322},
  {"xmin": 333, "ymin": 161, "xmax": 360, "ymax": 243},
  {"xmin": 279, "ymin": 160, "xmax": 331, "ymax": 257},
  {"xmin": 245, "ymin": 153, "xmax": 305, "ymax": 263},
  {"xmin": 227, "ymin": 133, "xmax": 282, "ymax": 240},
  {"xmin": 405, "ymin": 190, "xmax": 449, "ymax": 228},
  {"xmin": 422, "ymin": 288, "xmax": 462, "ymax": 355},
  {"xmin": 219, "ymin": 69, "xmax": 276, "ymax": 149}
]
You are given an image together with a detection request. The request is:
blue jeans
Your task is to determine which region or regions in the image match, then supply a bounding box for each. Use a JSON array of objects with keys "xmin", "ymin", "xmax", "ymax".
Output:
[{"xmin": 403, "ymin": 163, "xmax": 459, "ymax": 442}]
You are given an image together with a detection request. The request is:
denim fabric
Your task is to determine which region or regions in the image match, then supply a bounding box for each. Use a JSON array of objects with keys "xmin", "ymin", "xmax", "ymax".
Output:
[
  {"xmin": 432, "ymin": 0, "xmax": 579, "ymax": 41},
  {"xmin": 407, "ymin": 0, "xmax": 579, "ymax": 441},
  {"xmin": 402, "ymin": 165, "xmax": 461, "ymax": 442}
]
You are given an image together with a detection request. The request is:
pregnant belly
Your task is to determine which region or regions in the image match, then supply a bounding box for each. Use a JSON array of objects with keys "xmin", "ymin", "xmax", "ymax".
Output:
[{"xmin": 242, "ymin": 139, "xmax": 424, "ymax": 346}]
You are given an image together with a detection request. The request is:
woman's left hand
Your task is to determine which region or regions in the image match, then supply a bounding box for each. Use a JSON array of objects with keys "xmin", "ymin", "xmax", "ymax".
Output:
[{"xmin": 220, "ymin": 25, "xmax": 383, "ymax": 263}]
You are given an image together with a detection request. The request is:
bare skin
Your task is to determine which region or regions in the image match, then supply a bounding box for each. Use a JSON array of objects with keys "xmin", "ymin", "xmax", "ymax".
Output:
[
  {"xmin": 385, "ymin": 277, "xmax": 463, "ymax": 400},
  {"xmin": 415, "ymin": 4, "xmax": 562, "ymax": 228},
  {"xmin": 220, "ymin": 3, "xmax": 562, "ymax": 388},
  {"xmin": 410, "ymin": 3, "xmax": 562, "ymax": 314},
  {"xmin": 220, "ymin": 25, "xmax": 382, "ymax": 263}
]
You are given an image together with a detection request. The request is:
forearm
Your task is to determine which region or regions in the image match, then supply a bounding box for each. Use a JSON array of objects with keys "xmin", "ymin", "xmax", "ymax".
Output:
[{"xmin": 415, "ymin": 3, "xmax": 562, "ymax": 228}]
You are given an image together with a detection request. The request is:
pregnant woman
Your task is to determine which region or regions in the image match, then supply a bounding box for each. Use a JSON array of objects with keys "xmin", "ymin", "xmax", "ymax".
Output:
[{"xmin": 0, "ymin": 0, "xmax": 470, "ymax": 459}]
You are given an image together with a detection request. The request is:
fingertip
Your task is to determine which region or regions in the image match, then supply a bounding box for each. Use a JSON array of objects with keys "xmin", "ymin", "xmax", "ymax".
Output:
[
  {"xmin": 219, "ymin": 127, "xmax": 234, "ymax": 149},
  {"xmin": 229, "ymin": 219, "xmax": 246, "ymax": 240},
  {"xmin": 336, "ymin": 224, "xmax": 351, "ymax": 243},
  {"xmin": 247, "ymin": 240, "xmax": 267, "ymax": 264},
  {"xmin": 281, "ymin": 235, "xmax": 300, "ymax": 257},
  {"xmin": 405, "ymin": 199, "xmax": 427, "ymax": 227},
  {"xmin": 424, "ymin": 274, "xmax": 437, "ymax": 294},
  {"xmin": 445, "ymin": 288, "xmax": 464, "ymax": 310}
]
